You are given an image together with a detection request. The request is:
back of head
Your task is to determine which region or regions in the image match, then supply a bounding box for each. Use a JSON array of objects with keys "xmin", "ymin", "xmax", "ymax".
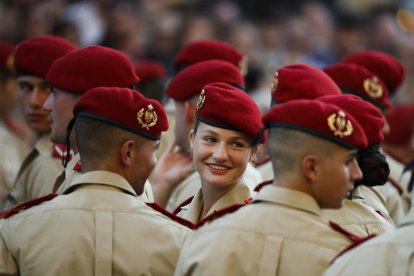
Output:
[
  {"xmin": 167, "ymin": 60, "xmax": 245, "ymax": 103},
  {"xmin": 134, "ymin": 59, "xmax": 167, "ymax": 103},
  {"xmin": 14, "ymin": 35, "xmax": 76, "ymax": 78},
  {"xmin": 46, "ymin": 45, "xmax": 139, "ymax": 95},
  {"xmin": 263, "ymin": 99, "xmax": 368, "ymax": 173},
  {"xmin": 173, "ymin": 39, "xmax": 247, "ymax": 75},
  {"xmin": 267, "ymin": 128, "xmax": 339, "ymax": 177}
]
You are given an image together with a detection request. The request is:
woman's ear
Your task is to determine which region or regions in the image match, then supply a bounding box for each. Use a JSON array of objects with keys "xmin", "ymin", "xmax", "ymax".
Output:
[
  {"xmin": 184, "ymin": 101, "xmax": 196, "ymax": 124},
  {"xmin": 302, "ymin": 154, "xmax": 319, "ymax": 182},
  {"xmin": 249, "ymin": 145, "xmax": 260, "ymax": 162},
  {"xmin": 121, "ymin": 139, "xmax": 135, "ymax": 167},
  {"xmin": 189, "ymin": 129, "xmax": 195, "ymax": 150}
]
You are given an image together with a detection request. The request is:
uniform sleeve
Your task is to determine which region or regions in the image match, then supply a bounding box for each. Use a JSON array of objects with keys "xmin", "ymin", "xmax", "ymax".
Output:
[
  {"xmin": 0, "ymin": 221, "xmax": 18, "ymax": 275},
  {"xmin": 175, "ymin": 229, "xmax": 275, "ymax": 276}
]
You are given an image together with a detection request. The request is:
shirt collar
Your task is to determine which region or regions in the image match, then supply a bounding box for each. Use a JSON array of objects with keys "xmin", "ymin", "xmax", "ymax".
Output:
[
  {"xmin": 63, "ymin": 170, "xmax": 138, "ymax": 196},
  {"xmin": 253, "ymin": 185, "xmax": 322, "ymax": 216}
]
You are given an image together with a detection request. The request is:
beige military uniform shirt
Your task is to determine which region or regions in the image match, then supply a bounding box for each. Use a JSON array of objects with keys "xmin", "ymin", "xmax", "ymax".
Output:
[
  {"xmin": 322, "ymin": 198, "xmax": 395, "ymax": 237},
  {"xmin": 4, "ymin": 134, "xmax": 63, "ymax": 210},
  {"xmin": 375, "ymin": 182, "xmax": 406, "ymax": 224},
  {"xmin": 324, "ymin": 206, "xmax": 414, "ymax": 276},
  {"xmin": 356, "ymin": 185, "xmax": 395, "ymax": 226},
  {"xmin": 384, "ymin": 154, "xmax": 412, "ymax": 212},
  {"xmin": 0, "ymin": 122, "xmax": 29, "ymax": 209},
  {"xmin": 54, "ymin": 153, "xmax": 154, "ymax": 202},
  {"xmin": 166, "ymin": 163, "xmax": 262, "ymax": 212},
  {"xmin": 175, "ymin": 185, "xmax": 353, "ymax": 276},
  {"xmin": 176, "ymin": 180, "xmax": 252, "ymax": 223},
  {"xmin": 0, "ymin": 171, "xmax": 190, "ymax": 276}
]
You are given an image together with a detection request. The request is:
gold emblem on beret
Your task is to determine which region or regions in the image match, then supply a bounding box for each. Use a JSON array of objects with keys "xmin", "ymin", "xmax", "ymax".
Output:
[
  {"xmin": 327, "ymin": 110, "xmax": 353, "ymax": 138},
  {"xmin": 271, "ymin": 71, "xmax": 279, "ymax": 94},
  {"xmin": 197, "ymin": 89, "xmax": 206, "ymax": 111},
  {"xmin": 363, "ymin": 77, "xmax": 383, "ymax": 98},
  {"xmin": 137, "ymin": 104, "xmax": 158, "ymax": 130},
  {"xmin": 238, "ymin": 56, "xmax": 249, "ymax": 76}
]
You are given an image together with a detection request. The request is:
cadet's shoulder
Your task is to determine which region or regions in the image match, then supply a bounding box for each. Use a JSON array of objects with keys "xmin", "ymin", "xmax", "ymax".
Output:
[{"xmin": 0, "ymin": 193, "xmax": 58, "ymax": 219}]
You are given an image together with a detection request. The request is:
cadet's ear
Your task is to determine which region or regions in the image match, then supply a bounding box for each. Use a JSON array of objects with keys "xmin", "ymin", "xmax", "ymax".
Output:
[
  {"xmin": 184, "ymin": 101, "xmax": 196, "ymax": 124},
  {"xmin": 189, "ymin": 129, "xmax": 195, "ymax": 150},
  {"xmin": 302, "ymin": 154, "xmax": 319, "ymax": 182},
  {"xmin": 121, "ymin": 139, "xmax": 135, "ymax": 167}
]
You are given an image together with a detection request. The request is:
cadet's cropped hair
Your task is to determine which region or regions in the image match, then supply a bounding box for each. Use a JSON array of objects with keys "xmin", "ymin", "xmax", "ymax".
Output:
[{"xmin": 267, "ymin": 128, "xmax": 340, "ymax": 176}]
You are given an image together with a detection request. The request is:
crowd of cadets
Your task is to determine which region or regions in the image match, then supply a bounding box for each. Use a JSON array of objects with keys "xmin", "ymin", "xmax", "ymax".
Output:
[{"xmin": 0, "ymin": 34, "xmax": 411, "ymax": 275}]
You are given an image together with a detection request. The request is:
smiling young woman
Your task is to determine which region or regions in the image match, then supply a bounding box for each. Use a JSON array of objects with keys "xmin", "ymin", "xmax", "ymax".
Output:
[{"xmin": 174, "ymin": 82, "xmax": 264, "ymax": 223}]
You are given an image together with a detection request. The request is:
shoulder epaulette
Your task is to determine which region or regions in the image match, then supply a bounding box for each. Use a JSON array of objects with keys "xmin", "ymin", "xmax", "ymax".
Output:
[
  {"xmin": 173, "ymin": 196, "xmax": 194, "ymax": 215},
  {"xmin": 387, "ymin": 177, "xmax": 404, "ymax": 195},
  {"xmin": 52, "ymin": 144, "xmax": 74, "ymax": 161},
  {"xmin": 73, "ymin": 160, "xmax": 82, "ymax": 172},
  {"xmin": 145, "ymin": 202, "xmax": 195, "ymax": 229},
  {"xmin": 196, "ymin": 199, "xmax": 252, "ymax": 229},
  {"xmin": 254, "ymin": 179, "xmax": 273, "ymax": 192},
  {"xmin": 0, "ymin": 193, "xmax": 58, "ymax": 219},
  {"xmin": 328, "ymin": 220, "xmax": 376, "ymax": 264}
]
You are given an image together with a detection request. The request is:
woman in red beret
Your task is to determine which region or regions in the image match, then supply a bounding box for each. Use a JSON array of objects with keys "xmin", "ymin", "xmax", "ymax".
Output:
[{"xmin": 173, "ymin": 82, "xmax": 264, "ymax": 224}]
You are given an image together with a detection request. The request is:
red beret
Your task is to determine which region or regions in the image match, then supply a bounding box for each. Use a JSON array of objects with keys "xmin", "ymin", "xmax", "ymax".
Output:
[
  {"xmin": 342, "ymin": 50, "xmax": 405, "ymax": 95},
  {"xmin": 0, "ymin": 42, "xmax": 15, "ymax": 72},
  {"xmin": 384, "ymin": 104, "xmax": 414, "ymax": 145},
  {"xmin": 323, "ymin": 63, "xmax": 391, "ymax": 110},
  {"xmin": 272, "ymin": 64, "xmax": 341, "ymax": 105},
  {"xmin": 135, "ymin": 59, "xmax": 167, "ymax": 82},
  {"xmin": 166, "ymin": 60, "xmax": 245, "ymax": 102},
  {"xmin": 73, "ymin": 87, "xmax": 168, "ymax": 140},
  {"xmin": 318, "ymin": 94, "xmax": 384, "ymax": 145},
  {"xmin": 173, "ymin": 39, "xmax": 247, "ymax": 75},
  {"xmin": 196, "ymin": 82, "xmax": 264, "ymax": 144},
  {"xmin": 14, "ymin": 35, "xmax": 76, "ymax": 78},
  {"xmin": 47, "ymin": 45, "xmax": 139, "ymax": 94},
  {"xmin": 263, "ymin": 99, "xmax": 368, "ymax": 149}
]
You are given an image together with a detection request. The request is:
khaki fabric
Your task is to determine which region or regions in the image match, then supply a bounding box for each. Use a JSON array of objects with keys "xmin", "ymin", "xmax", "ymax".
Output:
[
  {"xmin": 322, "ymin": 198, "xmax": 395, "ymax": 237},
  {"xmin": 324, "ymin": 207, "xmax": 414, "ymax": 276},
  {"xmin": 4, "ymin": 134, "xmax": 63, "ymax": 210},
  {"xmin": 0, "ymin": 122, "xmax": 29, "ymax": 209},
  {"xmin": 0, "ymin": 171, "xmax": 190, "ymax": 276},
  {"xmin": 385, "ymin": 155, "xmax": 412, "ymax": 212},
  {"xmin": 166, "ymin": 163, "xmax": 262, "ymax": 212},
  {"xmin": 254, "ymin": 160, "xmax": 274, "ymax": 183},
  {"xmin": 175, "ymin": 185, "xmax": 352, "ymax": 276},
  {"xmin": 375, "ymin": 182, "xmax": 406, "ymax": 224},
  {"xmin": 177, "ymin": 180, "xmax": 252, "ymax": 223},
  {"xmin": 356, "ymin": 185, "xmax": 395, "ymax": 226}
]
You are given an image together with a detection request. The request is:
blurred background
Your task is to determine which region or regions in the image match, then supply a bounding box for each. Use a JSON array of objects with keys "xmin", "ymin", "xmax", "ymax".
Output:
[{"xmin": 2, "ymin": 0, "xmax": 414, "ymax": 104}]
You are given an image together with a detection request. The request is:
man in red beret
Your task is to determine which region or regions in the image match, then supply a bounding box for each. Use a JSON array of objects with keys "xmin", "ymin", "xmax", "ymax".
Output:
[
  {"xmin": 0, "ymin": 41, "xmax": 31, "ymax": 209},
  {"xmin": 382, "ymin": 104, "xmax": 414, "ymax": 215},
  {"xmin": 176, "ymin": 99, "xmax": 367, "ymax": 275},
  {"xmin": 324, "ymin": 62, "xmax": 407, "ymax": 224},
  {"xmin": 252, "ymin": 64, "xmax": 342, "ymax": 184},
  {"xmin": 150, "ymin": 60, "xmax": 263, "ymax": 212},
  {"xmin": 42, "ymin": 45, "xmax": 146, "ymax": 196},
  {"xmin": 319, "ymin": 94, "xmax": 395, "ymax": 236},
  {"xmin": 3, "ymin": 35, "xmax": 76, "ymax": 210},
  {"xmin": 0, "ymin": 87, "xmax": 191, "ymax": 275},
  {"xmin": 134, "ymin": 59, "xmax": 167, "ymax": 105}
]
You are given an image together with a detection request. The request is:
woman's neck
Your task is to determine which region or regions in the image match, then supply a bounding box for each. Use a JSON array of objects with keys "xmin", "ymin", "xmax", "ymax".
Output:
[{"xmin": 199, "ymin": 179, "xmax": 239, "ymax": 220}]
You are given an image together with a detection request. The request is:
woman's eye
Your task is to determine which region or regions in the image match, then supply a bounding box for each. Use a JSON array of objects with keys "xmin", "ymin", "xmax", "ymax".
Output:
[
  {"xmin": 230, "ymin": 141, "xmax": 244, "ymax": 148},
  {"xmin": 18, "ymin": 83, "xmax": 33, "ymax": 93}
]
